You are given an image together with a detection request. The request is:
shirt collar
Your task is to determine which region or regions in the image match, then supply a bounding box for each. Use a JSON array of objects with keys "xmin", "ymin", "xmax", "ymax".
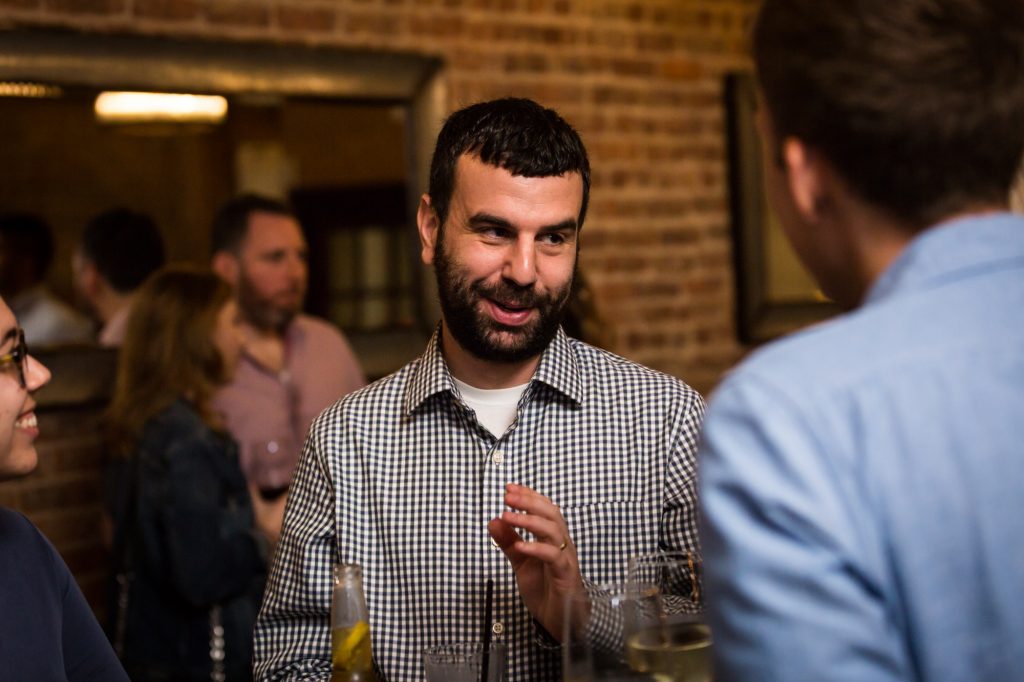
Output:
[
  {"xmin": 865, "ymin": 212, "xmax": 1024, "ymax": 306},
  {"xmin": 404, "ymin": 325, "xmax": 584, "ymax": 415}
]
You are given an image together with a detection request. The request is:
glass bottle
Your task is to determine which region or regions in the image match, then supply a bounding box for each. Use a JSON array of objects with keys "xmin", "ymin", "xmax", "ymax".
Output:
[{"xmin": 331, "ymin": 563, "xmax": 379, "ymax": 682}]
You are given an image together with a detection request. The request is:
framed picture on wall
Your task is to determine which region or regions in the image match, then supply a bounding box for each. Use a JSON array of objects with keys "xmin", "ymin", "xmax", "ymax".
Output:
[{"xmin": 725, "ymin": 72, "xmax": 841, "ymax": 345}]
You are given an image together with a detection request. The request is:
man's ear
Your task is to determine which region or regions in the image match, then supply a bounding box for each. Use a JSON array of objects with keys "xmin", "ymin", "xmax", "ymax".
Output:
[
  {"xmin": 211, "ymin": 251, "xmax": 240, "ymax": 286},
  {"xmin": 782, "ymin": 138, "xmax": 827, "ymax": 222},
  {"xmin": 416, "ymin": 193, "xmax": 440, "ymax": 266}
]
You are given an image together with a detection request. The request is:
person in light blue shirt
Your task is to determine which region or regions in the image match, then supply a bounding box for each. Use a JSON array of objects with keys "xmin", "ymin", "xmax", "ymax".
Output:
[{"xmin": 699, "ymin": 1, "xmax": 1024, "ymax": 681}]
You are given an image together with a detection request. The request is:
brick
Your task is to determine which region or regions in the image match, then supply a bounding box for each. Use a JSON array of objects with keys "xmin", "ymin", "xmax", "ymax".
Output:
[
  {"xmin": 203, "ymin": 0, "xmax": 269, "ymax": 27},
  {"xmin": 407, "ymin": 12, "xmax": 464, "ymax": 39},
  {"xmin": 503, "ymin": 52, "xmax": 549, "ymax": 73},
  {"xmin": 660, "ymin": 57, "xmax": 703, "ymax": 81},
  {"xmin": 277, "ymin": 5, "xmax": 335, "ymax": 32},
  {"xmin": 134, "ymin": 0, "xmax": 198, "ymax": 20},
  {"xmin": 345, "ymin": 9, "xmax": 401, "ymax": 35},
  {"xmin": 0, "ymin": 0, "xmax": 40, "ymax": 10},
  {"xmin": 43, "ymin": 0, "xmax": 124, "ymax": 14}
]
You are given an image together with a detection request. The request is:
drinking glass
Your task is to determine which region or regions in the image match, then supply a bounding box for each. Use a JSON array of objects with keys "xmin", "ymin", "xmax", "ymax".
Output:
[
  {"xmin": 626, "ymin": 552, "xmax": 712, "ymax": 682},
  {"xmin": 562, "ymin": 582, "xmax": 662, "ymax": 681},
  {"xmin": 422, "ymin": 641, "xmax": 506, "ymax": 682}
]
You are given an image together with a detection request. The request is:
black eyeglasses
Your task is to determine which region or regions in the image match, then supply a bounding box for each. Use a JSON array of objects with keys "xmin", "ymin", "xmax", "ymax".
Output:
[{"xmin": 0, "ymin": 329, "xmax": 28, "ymax": 388}]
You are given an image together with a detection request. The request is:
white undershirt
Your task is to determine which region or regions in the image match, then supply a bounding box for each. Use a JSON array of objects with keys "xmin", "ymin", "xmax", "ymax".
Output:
[{"xmin": 452, "ymin": 377, "xmax": 530, "ymax": 438}]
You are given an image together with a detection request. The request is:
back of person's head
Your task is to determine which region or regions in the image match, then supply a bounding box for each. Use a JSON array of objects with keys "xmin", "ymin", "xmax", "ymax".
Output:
[
  {"xmin": 428, "ymin": 97, "xmax": 591, "ymax": 230},
  {"xmin": 0, "ymin": 212, "xmax": 54, "ymax": 285},
  {"xmin": 108, "ymin": 265, "xmax": 232, "ymax": 453},
  {"xmin": 81, "ymin": 208, "xmax": 165, "ymax": 294},
  {"xmin": 210, "ymin": 194, "xmax": 294, "ymax": 257},
  {"xmin": 753, "ymin": 0, "xmax": 1024, "ymax": 229}
]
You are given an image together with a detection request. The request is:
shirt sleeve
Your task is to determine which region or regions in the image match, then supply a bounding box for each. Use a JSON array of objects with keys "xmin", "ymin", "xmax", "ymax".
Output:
[
  {"xmin": 253, "ymin": 417, "xmax": 336, "ymax": 680},
  {"xmin": 662, "ymin": 389, "xmax": 705, "ymax": 582},
  {"xmin": 698, "ymin": 374, "xmax": 909, "ymax": 681}
]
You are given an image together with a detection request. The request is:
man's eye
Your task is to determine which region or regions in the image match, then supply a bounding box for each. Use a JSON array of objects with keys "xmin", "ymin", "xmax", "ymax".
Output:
[
  {"xmin": 484, "ymin": 227, "xmax": 510, "ymax": 239},
  {"xmin": 541, "ymin": 233, "xmax": 566, "ymax": 245}
]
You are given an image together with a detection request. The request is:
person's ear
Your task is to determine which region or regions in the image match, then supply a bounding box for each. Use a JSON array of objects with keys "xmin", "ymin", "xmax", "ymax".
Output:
[
  {"xmin": 417, "ymin": 193, "xmax": 440, "ymax": 266},
  {"xmin": 211, "ymin": 251, "xmax": 240, "ymax": 286},
  {"xmin": 782, "ymin": 138, "xmax": 827, "ymax": 222}
]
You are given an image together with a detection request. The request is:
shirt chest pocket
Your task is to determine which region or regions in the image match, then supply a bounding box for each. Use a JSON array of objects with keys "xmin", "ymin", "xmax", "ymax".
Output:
[{"xmin": 562, "ymin": 500, "xmax": 660, "ymax": 585}]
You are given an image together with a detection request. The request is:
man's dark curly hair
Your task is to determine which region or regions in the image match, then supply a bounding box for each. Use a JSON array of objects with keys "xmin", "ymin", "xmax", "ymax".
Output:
[{"xmin": 427, "ymin": 97, "xmax": 591, "ymax": 230}]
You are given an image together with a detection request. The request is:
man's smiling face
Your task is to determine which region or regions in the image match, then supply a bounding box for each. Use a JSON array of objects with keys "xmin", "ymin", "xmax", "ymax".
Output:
[{"xmin": 427, "ymin": 154, "xmax": 582, "ymax": 364}]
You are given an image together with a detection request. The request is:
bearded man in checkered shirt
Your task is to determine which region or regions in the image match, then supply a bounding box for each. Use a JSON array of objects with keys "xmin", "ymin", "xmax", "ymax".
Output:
[{"xmin": 254, "ymin": 97, "xmax": 706, "ymax": 681}]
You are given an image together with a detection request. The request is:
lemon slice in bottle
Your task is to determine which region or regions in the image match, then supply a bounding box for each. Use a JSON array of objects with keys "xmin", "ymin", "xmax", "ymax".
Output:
[{"xmin": 332, "ymin": 620, "xmax": 370, "ymax": 670}]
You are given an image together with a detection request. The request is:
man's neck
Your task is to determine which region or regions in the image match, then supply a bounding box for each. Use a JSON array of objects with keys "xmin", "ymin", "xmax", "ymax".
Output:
[
  {"xmin": 241, "ymin": 319, "xmax": 288, "ymax": 374},
  {"xmin": 440, "ymin": 323, "xmax": 541, "ymax": 390},
  {"xmin": 839, "ymin": 201, "xmax": 1008, "ymax": 307}
]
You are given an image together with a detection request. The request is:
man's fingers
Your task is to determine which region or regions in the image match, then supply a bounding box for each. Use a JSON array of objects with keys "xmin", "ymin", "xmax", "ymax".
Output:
[
  {"xmin": 504, "ymin": 483, "xmax": 554, "ymax": 514},
  {"xmin": 507, "ymin": 537, "xmax": 566, "ymax": 565},
  {"xmin": 499, "ymin": 510, "xmax": 566, "ymax": 546},
  {"xmin": 488, "ymin": 517, "xmax": 527, "ymax": 568}
]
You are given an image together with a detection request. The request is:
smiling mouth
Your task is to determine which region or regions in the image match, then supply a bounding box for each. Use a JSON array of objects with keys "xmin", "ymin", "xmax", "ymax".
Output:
[
  {"xmin": 485, "ymin": 298, "xmax": 536, "ymax": 327},
  {"xmin": 14, "ymin": 413, "xmax": 37, "ymax": 429},
  {"xmin": 492, "ymin": 299, "xmax": 530, "ymax": 313}
]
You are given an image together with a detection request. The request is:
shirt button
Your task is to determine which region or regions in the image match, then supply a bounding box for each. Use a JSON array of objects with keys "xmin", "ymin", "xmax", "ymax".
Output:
[
  {"xmin": 491, "ymin": 621, "xmax": 504, "ymax": 636},
  {"xmin": 492, "ymin": 450, "xmax": 504, "ymax": 465}
]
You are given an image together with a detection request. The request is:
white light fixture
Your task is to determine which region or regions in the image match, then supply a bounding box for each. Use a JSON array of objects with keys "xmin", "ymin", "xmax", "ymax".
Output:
[{"xmin": 94, "ymin": 91, "xmax": 228, "ymax": 124}]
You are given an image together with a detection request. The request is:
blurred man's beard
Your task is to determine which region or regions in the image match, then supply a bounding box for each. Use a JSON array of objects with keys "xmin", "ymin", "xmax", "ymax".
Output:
[
  {"xmin": 237, "ymin": 274, "xmax": 302, "ymax": 333},
  {"xmin": 434, "ymin": 240, "xmax": 573, "ymax": 364}
]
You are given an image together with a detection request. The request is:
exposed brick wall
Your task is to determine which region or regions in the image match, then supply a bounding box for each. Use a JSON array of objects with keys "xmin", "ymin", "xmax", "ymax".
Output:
[{"xmin": 0, "ymin": 0, "xmax": 758, "ymax": 396}]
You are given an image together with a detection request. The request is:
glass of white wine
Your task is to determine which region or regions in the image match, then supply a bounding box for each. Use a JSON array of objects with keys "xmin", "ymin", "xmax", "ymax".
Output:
[
  {"xmin": 562, "ymin": 581, "xmax": 662, "ymax": 681},
  {"xmin": 625, "ymin": 552, "xmax": 712, "ymax": 682}
]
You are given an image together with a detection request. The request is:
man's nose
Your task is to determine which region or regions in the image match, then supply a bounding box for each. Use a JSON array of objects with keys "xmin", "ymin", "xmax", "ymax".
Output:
[{"xmin": 502, "ymin": 238, "xmax": 538, "ymax": 287}]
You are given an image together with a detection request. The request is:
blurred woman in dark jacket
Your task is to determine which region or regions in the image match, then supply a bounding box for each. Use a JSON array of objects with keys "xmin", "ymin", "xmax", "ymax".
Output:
[{"xmin": 106, "ymin": 266, "xmax": 284, "ymax": 681}]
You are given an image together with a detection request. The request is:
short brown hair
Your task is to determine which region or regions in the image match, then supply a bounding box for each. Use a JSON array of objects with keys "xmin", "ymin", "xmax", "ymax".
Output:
[
  {"xmin": 754, "ymin": 0, "xmax": 1024, "ymax": 228},
  {"xmin": 107, "ymin": 265, "xmax": 233, "ymax": 454}
]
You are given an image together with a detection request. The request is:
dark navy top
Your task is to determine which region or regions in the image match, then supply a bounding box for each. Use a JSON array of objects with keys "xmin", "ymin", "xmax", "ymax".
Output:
[
  {"xmin": 108, "ymin": 398, "xmax": 267, "ymax": 681},
  {"xmin": 0, "ymin": 507, "xmax": 128, "ymax": 681}
]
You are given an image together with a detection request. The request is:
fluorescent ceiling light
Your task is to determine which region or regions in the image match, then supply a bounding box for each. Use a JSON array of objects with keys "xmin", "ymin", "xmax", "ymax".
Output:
[
  {"xmin": 0, "ymin": 82, "xmax": 62, "ymax": 98},
  {"xmin": 95, "ymin": 91, "xmax": 228, "ymax": 123}
]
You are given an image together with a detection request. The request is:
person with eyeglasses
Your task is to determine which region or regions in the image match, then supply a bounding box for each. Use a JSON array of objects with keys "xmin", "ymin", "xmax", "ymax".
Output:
[{"xmin": 0, "ymin": 295, "xmax": 129, "ymax": 680}]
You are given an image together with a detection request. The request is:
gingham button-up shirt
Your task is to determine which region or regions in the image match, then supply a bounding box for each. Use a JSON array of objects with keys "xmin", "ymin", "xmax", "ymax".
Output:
[{"xmin": 254, "ymin": 328, "xmax": 705, "ymax": 681}]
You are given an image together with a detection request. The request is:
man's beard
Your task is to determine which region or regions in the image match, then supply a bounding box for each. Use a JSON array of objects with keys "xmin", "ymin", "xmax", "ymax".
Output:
[
  {"xmin": 434, "ymin": 241, "xmax": 574, "ymax": 364},
  {"xmin": 237, "ymin": 272, "xmax": 303, "ymax": 334}
]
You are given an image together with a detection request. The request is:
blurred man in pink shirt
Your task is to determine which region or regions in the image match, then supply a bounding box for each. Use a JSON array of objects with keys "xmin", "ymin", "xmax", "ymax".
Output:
[{"xmin": 211, "ymin": 195, "xmax": 366, "ymax": 500}]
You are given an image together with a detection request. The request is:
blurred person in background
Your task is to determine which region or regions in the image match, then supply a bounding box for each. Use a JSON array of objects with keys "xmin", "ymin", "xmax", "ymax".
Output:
[
  {"xmin": 0, "ymin": 212, "xmax": 92, "ymax": 346},
  {"xmin": 105, "ymin": 265, "xmax": 283, "ymax": 681},
  {"xmin": 73, "ymin": 207, "xmax": 166, "ymax": 347},
  {"xmin": 699, "ymin": 0, "xmax": 1024, "ymax": 680},
  {"xmin": 210, "ymin": 194, "xmax": 365, "ymax": 500},
  {"xmin": 0, "ymin": 294, "xmax": 128, "ymax": 680}
]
